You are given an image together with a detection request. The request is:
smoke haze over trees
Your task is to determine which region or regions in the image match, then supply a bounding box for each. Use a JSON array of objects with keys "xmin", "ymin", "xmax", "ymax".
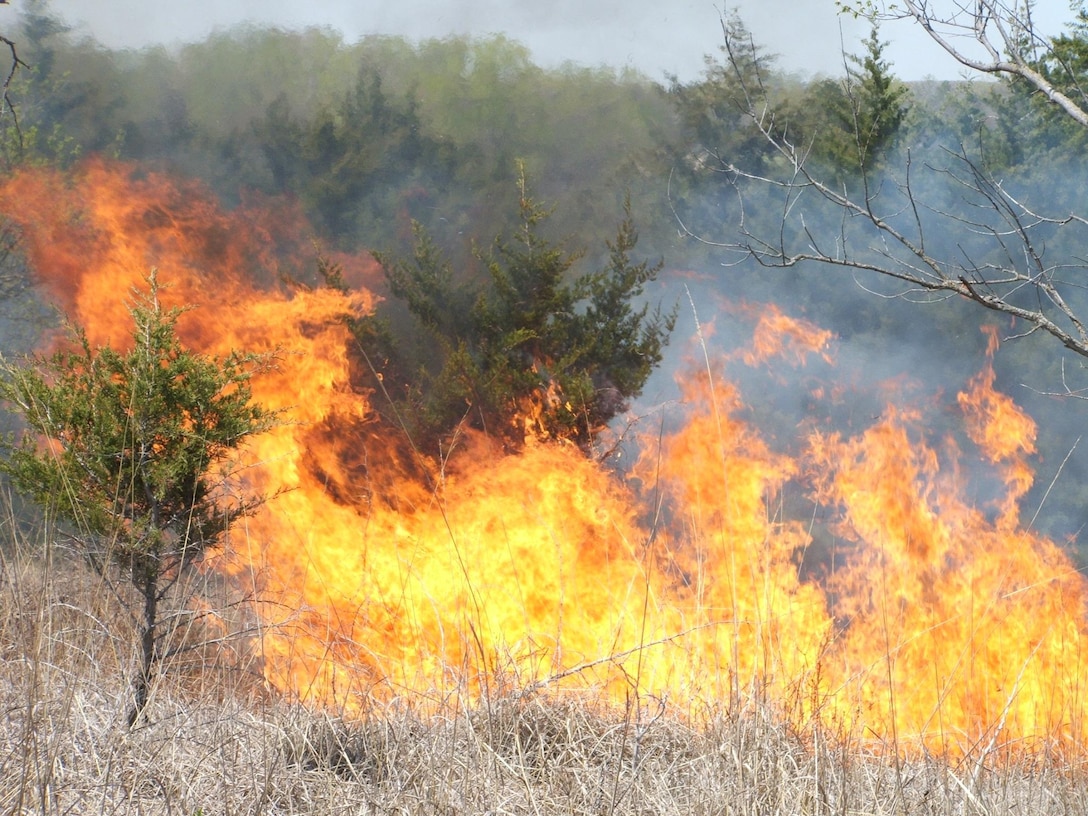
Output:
[{"xmin": 3, "ymin": 0, "xmax": 1088, "ymax": 555}]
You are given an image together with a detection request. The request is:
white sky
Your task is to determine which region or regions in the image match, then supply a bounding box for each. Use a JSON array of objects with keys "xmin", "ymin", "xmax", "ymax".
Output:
[{"xmin": 9, "ymin": 0, "xmax": 1079, "ymax": 82}]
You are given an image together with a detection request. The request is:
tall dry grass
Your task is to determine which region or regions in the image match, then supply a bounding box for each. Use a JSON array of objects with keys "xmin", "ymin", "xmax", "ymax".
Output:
[{"xmin": 2, "ymin": 496, "xmax": 1088, "ymax": 815}]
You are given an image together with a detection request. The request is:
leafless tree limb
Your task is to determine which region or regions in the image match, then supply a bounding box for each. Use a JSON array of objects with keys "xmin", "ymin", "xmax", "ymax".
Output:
[
  {"xmin": 680, "ymin": 3, "xmax": 1088, "ymax": 361},
  {"xmin": 877, "ymin": 0, "xmax": 1088, "ymax": 125},
  {"xmin": 0, "ymin": 6, "xmax": 26, "ymax": 146}
]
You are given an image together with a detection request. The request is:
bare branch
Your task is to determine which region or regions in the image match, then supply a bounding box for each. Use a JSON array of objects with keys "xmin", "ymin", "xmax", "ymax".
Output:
[
  {"xmin": 669, "ymin": 5, "xmax": 1088, "ymax": 363},
  {"xmin": 0, "ymin": 27, "xmax": 26, "ymax": 147},
  {"xmin": 885, "ymin": 0, "xmax": 1088, "ymax": 126}
]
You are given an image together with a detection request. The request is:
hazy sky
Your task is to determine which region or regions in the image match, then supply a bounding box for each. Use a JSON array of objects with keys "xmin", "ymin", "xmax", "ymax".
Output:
[{"xmin": 10, "ymin": 0, "xmax": 1079, "ymax": 82}]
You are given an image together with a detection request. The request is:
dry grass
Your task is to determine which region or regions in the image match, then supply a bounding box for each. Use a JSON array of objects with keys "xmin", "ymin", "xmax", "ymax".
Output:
[{"xmin": 3, "ymin": 523, "xmax": 1088, "ymax": 815}]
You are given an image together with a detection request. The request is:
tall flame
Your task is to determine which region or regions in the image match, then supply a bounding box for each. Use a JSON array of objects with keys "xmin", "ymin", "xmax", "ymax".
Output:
[{"xmin": 2, "ymin": 158, "xmax": 1087, "ymax": 756}]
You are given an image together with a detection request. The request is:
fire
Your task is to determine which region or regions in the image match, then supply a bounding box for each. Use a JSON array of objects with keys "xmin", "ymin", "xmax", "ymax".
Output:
[
  {"xmin": 2, "ymin": 158, "xmax": 1088, "ymax": 757},
  {"xmin": 957, "ymin": 326, "xmax": 1038, "ymax": 525},
  {"xmin": 739, "ymin": 303, "xmax": 835, "ymax": 368}
]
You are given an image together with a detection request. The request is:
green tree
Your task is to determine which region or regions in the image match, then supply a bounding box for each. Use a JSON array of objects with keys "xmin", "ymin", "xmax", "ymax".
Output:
[
  {"xmin": 1015, "ymin": 5, "xmax": 1088, "ymax": 156},
  {"xmin": 254, "ymin": 65, "xmax": 458, "ymax": 245},
  {"xmin": 845, "ymin": 26, "xmax": 909, "ymax": 166},
  {"xmin": 1035, "ymin": 5, "xmax": 1088, "ymax": 109},
  {"xmin": 1, "ymin": 0, "xmax": 32, "ymax": 117},
  {"xmin": 665, "ymin": 13, "xmax": 785, "ymax": 248},
  {"xmin": 667, "ymin": 13, "xmax": 779, "ymax": 176},
  {"xmin": 0, "ymin": 275, "xmax": 277, "ymax": 726},
  {"xmin": 371, "ymin": 169, "xmax": 675, "ymax": 454},
  {"xmin": 4, "ymin": 1, "xmax": 132, "ymax": 165},
  {"xmin": 771, "ymin": 26, "xmax": 908, "ymax": 176}
]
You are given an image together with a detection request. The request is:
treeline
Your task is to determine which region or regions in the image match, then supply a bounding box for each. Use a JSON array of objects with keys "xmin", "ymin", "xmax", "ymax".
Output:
[
  {"xmin": 7, "ymin": 3, "xmax": 1088, "ymax": 545},
  {"xmin": 11, "ymin": 6, "xmax": 1083, "ymax": 262},
  {"xmin": 8, "ymin": 9, "xmax": 676, "ymax": 259}
]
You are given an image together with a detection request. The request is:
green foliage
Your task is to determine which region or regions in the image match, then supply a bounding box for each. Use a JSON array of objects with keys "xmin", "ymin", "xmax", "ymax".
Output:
[
  {"xmin": 923, "ymin": 5, "xmax": 1088, "ymax": 174},
  {"xmin": 1037, "ymin": 6, "xmax": 1088, "ymax": 109},
  {"xmin": 368, "ymin": 169, "xmax": 675, "ymax": 453},
  {"xmin": 777, "ymin": 26, "xmax": 908, "ymax": 175},
  {"xmin": 667, "ymin": 14, "xmax": 778, "ymax": 176},
  {"xmin": 667, "ymin": 21, "xmax": 907, "ymax": 182},
  {"xmin": 10, "ymin": 3, "xmax": 132, "ymax": 165},
  {"xmin": 901, "ymin": 27, "xmax": 1088, "ymax": 179},
  {"xmin": 243, "ymin": 34, "xmax": 675, "ymax": 256},
  {"xmin": 1, "ymin": 289, "xmax": 272, "ymax": 557},
  {"xmin": 174, "ymin": 27, "xmax": 354, "ymax": 141},
  {"xmin": 846, "ymin": 27, "xmax": 909, "ymax": 163},
  {"xmin": 663, "ymin": 14, "xmax": 787, "ymax": 251},
  {"xmin": 0, "ymin": 274, "xmax": 276, "ymax": 723},
  {"xmin": 255, "ymin": 66, "xmax": 458, "ymax": 243},
  {"xmin": 1014, "ymin": 6, "xmax": 1088, "ymax": 156},
  {"xmin": 1, "ymin": 16, "xmax": 677, "ymax": 268}
]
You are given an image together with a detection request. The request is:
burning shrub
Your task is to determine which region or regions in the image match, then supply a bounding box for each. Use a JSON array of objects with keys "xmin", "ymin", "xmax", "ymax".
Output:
[{"xmin": 360, "ymin": 167, "xmax": 675, "ymax": 455}]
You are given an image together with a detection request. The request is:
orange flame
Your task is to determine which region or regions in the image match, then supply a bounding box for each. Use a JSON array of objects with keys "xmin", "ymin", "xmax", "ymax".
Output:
[
  {"xmin": 3, "ymin": 158, "xmax": 1088, "ymax": 757},
  {"xmin": 957, "ymin": 325, "xmax": 1037, "ymax": 526},
  {"xmin": 739, "ymin": 303, "xmax": 835, "ymax": 367}
]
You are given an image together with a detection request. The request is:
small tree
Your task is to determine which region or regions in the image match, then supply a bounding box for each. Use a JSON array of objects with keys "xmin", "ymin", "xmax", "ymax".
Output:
[
  {"xmin": 0, "ymin": 273, "xmax": 277, "ymax": 726},
  {"xmin": 667, "ymin": 13, "xmax": 780, "ymax": 178},
  {"xmin": 788, "ymin": 25, "xmax": 908, "ymax": 173},
  {"xmin": 370, "ymin": 168, "xmax": 675, "ymax": 454},
  {"xmin": 845, "ymin": 26, "xmax": 909, "ymax": 166}
]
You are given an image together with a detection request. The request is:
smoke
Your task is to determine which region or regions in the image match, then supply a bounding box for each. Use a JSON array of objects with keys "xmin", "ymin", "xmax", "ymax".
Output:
[
  {"xmin": 660, "ymin": 112, "xmax": 1088, "ymax": 550},
  {"xmin": 31, "ymin": 0, "xmax": 1070, "ymax": 83},
  {"xmin": 10, "ymin": 0, "xmax": 1085, "ymax": 543}
]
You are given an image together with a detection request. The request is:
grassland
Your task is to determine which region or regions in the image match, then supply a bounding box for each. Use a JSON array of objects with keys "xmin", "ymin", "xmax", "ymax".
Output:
[{"xmin": 2, "ymin": 509, "xmax": 1087, "ymax": 816}]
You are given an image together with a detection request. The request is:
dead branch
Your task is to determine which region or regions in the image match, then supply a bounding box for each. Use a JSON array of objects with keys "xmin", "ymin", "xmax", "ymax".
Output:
[
  {"xmin": 676, "ymin": 7, "xmax": 1088, "ymax": 361},
  {"xmin": 881, "ymin": 0, "xmax": 1088, "ymax": 125},
  {"xmin": 0, "ymin": 17, "xmax": 26, "ymax": 145}
]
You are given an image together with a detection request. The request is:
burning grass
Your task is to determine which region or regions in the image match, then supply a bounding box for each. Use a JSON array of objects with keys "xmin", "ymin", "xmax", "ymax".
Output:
[
  {"xmin": 5, "ymin": 158, "xmax": 1088, "ymax": 811},
  {"xmin": 3, "ymin": 516, "xmax": 1088, "ymax": 815}
]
